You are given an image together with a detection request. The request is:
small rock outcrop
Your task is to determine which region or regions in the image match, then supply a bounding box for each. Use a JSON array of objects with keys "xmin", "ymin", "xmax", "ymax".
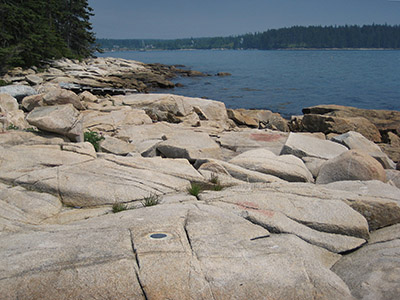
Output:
[
  {"xmin": 281, "ymin": 132, "xmax": 348, "ymax": 160},
  {"xmin": 302, "ymin": 114, "xmax": 382, "ymax": 142},
  {"xmin": 26, "ymin": 104, "xmax": 83, "ymax": 142},
  {"xmin": 230, "ymin": 148, "xmax": 314, "ymax": 182},
  {"xmin": 316, "ymin": 150, "xmax": 387, "ymax": 184}
]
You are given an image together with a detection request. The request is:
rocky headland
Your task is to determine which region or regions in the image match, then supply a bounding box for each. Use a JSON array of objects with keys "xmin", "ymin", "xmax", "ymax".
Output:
[{"xmin": 0, "ymin": 57, "xmax": 400, "ymax": 300}]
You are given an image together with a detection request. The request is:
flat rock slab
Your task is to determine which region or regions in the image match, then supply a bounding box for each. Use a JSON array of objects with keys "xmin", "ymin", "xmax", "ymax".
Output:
[
  {"xmin": 157, "ymin": 131, "xmax": 222, "ymax": 161},
  {"xmin": 323, "ymin": 180, "xmax": 400, "ymax": 230},
  {"xmin": 332, "ymin": 224, "xmax": 400, "ymax": 300},
  {"xmin": 0, "ymin": 131, "xmax": 67, "ymax": 148},
  {"xmin": 0, "ymin": 84, "xmax": 37, "ymax": 101},
  {"xmin": 0, "ymin": 184, "xmax": 62, "ymax": 232},
  {"xmin": 199, "ymin": 183, "xmax": 369, "ymax": 251},
  {"xmin": 217, "ymin": 129, "xmax": 289, "ymax": 155},
  {"xmin": 198, "ymin": 158, "xmax": 284, "ymax": 184},
  {"xmin": 0, "ymin": 144, "xmax": 94, "ymax": 182},
  {"xmin": 82, "ymin": 107, "xmax": 152, "ymax": 132},
  {"xmin": 0, "ymin": 203, "xmax": 355, "ymax": 299},
  {"xmin": 230, "ymin": 148, "xmax": 314, "ymax": 182},
  {"xmin": 15, "ymin": 157, "xmax": 192, "ymax": 207},
  {"xmin": 281, "ymin": 132, "xmax": 348, "ymax": 160}
]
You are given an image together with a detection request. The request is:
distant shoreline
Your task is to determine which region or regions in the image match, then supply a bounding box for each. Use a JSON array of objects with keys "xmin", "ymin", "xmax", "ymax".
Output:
[{"xmin": 102, "ymin": 48, "xmax": 400, "ymax": 52}]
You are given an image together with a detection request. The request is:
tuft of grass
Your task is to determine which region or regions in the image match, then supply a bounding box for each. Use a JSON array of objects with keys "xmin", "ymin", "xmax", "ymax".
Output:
[
  {"xmin": 210, "ymin": 172, "xmax": 220, "ymax": 185},
  {"xmin": 0, "ymin": 79, "xmax": 9, "ymax": 87},
  {"xmin": 84, "ymin": 130, "xmax": 104, "ymax": 152},
  {"xmin": 213, "ymin": 184, "xmax": 223, "ymax": 191},
  {"xmin": 112, "ymin": 203, "xmax": 128, "ymax": 213},
  {"xmin": 188, "ymin": 182, "xmax": 202, "ymax": 197},
  {"xmin": 142, "ymin": 193, "xmax": 160, "ymax": 207},
  {"xmin": 209, "ymin": 173, "xmax": 223, "ymax": 191}
]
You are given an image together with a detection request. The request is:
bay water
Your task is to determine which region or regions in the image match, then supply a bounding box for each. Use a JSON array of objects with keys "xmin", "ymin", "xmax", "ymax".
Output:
[{"xmin": 98, "ymin": 50, "xmax": 400, "ymax": 118}]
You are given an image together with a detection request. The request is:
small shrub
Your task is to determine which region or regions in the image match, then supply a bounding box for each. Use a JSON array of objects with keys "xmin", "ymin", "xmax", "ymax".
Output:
[
  {"xmin": 6, "ymin": 124, "xmax": 19, "ymax": 130},
  {"xmin": 188, "ymin": 182, "xmax": 202, "ymax": 197},
  {"xmin": 24, "ymin": 127, "xmax": 39, "ymax": 133},
  {"xmin": 84, "ymin": 130, "xmax": 104, "ymax": 152},
  {"xmin": 213, "ymin": 184, "xmax": 223, "ymax": 191},
  {"xmin": 142, "ymin": 193, "xmax": 160, "ymax": 207},
  {"xmin": 112, "ymin": 203, "xmax": 128, "ymax": 213}
]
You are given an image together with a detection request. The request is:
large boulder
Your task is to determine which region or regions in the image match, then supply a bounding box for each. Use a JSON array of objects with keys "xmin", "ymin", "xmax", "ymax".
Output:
[
  {"xmin": 230, "ymin": 148, "xmax": 314, "ymax": 182},
  {"xmin": 302, "ymin": 114, "xmax": 382, "ymax": 142},
  {"xmin": 115, "ymin": 93, "xmax": 231, "ymax": 128},
  {"xmin": 303, "ymin": 104, "xmax": 400, "ymax": 133},
  {"xmin": 316, "ymin": 150, "xmax": 387, "ymax": 184},
  {"xmin": 332, "ymin": 224, "xmax": 400, "ymax": 300},
  {"xmin": 324, "ymin": 180, "xmax": 400, "ymax": 230},
  {"xmin": 26, "ymin": 104, "xmax": 83, "ymax": 142},
  {"xmin": 0, "ymin": 94, "xmax": 28, "ymax": 130},
  {"xmin": 99, "ymin": 136, "xmax": 136, "ymax": 155},
  {"xmin": 0, "ymin": 93, "xmax": 19, "ymax": 112},
  {"xmin": 0, "ymin": 84, "xmax": 37, "ymax": 101},
  {"xmin": 281, "ymin": 132, "xmax": 348, "ymax": 160},
  {"xmin": 25, "ymin": 74, "xmax": 43, "ymax": 85},
  {"xmin": 227, "ymin": 108, "xmax": 289, "ymax": 131},
  {"xmin": 332, "ymin": 131, "xmax": 396, "ymax": 169},
  {"xmin": 157, "ymin": 131, "xmax": 222, "ymax": 161},
  {"xmin": 379, "ymin": 131, "xmax": 400, "ymax": 163},
  {"xmin": 386, "ymin": 169, "xmax": 400, "ymax": 188},
  {"xmin": 43, "ymin": 88, "xmax": 85, "ymax": 110},
  {"xmin": 21, "ymin": 94, "xmax": 44, "ymax": 111}
]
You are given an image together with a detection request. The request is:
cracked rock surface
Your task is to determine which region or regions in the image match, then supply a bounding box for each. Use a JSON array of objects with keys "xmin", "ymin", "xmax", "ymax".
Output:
[{"xmin": 1, "ymin": 60, "xmax": 400, "ymax": 299}]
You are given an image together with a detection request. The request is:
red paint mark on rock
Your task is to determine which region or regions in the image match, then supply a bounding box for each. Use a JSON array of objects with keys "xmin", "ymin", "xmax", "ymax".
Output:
[
  {"xmin": 250, "ymin": 133, "xmax": 282, "ymax": 142},
  {"xmin": 237, "ymin": 201, "xmax": 260, "ymax": 210},
  {"xmin": 236, "ymin": 201, "xmax": 275, "ymax": 217}
]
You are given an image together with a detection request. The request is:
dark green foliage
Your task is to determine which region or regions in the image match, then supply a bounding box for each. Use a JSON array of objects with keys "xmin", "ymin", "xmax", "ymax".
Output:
[
  {"xmin": 0, "ymin": 0, "xmax": 96, "ymax": 73},
  {"xmin": 6, "ymin": 124, "xmax": 19, "ymax": 130},
  {"xmin": 141, "ymin": 193, "xmax": 160, "ymax": 207},
  {"xmin": 98, "ymin": 24, "xmax": 400, "ymax": 51},
  {"xmin": 210, "ymin": 173, "xmax": 223, "ymax": 191},
  {"xmin": 84, "ymin": 130, "xmax": 104, "ymax": 152},
  {"xmin": 112, "ymin": 203, "xmax": 128, "ymax": 213},
  {"xmin": 188, "ymin": 182, "xmax": 202, "ymax": 197}
]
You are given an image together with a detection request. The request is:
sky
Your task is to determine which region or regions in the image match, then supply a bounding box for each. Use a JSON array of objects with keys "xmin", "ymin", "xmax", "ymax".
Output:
[{"xmin": 88, "ymin": 0, "xmax": 400, "ymax": 39}]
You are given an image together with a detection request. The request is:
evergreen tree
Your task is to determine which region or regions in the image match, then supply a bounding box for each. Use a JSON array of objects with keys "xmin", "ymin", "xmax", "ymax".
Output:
[{"xmin": 0, "ymin": 0, "xmax": 96, "ymax": 73}]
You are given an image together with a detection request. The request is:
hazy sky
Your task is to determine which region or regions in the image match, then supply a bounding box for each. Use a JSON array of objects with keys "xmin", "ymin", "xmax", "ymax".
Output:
[{"xmin": 88, "ymin": 0, "xmax": 400, "ymax": 39}]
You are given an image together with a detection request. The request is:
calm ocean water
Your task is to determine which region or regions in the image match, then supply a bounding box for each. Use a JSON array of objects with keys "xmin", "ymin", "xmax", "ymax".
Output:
[{"xmin": 98, "ymin": 50, "xmax": 400, "ymax": 118}]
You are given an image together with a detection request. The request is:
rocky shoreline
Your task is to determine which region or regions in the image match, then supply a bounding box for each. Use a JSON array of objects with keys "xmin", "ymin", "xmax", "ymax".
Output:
[{"xmin": 0, "ymin": 57, "xmax": 400, "ymax": 299}]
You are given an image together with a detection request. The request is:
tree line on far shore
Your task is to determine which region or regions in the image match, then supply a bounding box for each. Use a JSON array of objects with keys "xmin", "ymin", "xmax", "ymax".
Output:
[
  {"xmin": 98, "ymin": 24, "xmax": 400, "ymax": 51},
  {"xmin": 0, "ymin": 0, "xmax": 96, "ymax": 73}
]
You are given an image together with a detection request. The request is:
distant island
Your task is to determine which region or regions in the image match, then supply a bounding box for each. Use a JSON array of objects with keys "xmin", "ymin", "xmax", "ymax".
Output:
[{"xmin": 98, "ymin": 24, "xmax": 400, "ymax": 51}]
